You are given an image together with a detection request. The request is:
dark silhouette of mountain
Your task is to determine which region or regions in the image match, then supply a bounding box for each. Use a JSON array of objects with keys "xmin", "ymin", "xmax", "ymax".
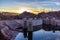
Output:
[
  {"xmin": 0, "ymin": 11, "xmax": 60, "ymax": 20},
  {"xmin": 0, "ymin": 12, "xmax": 19, "ymax": 20},
  {"xmin": 19, "ymin": 11, "xmax": 36, "ymax": 18},
  {"xmin": 37, "ymin": 11, "xmax": 60, "ymax": 19}
]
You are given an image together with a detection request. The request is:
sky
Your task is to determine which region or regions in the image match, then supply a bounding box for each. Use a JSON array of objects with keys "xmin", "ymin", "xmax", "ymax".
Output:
[{"xmin": 0, "ymin": 0, "xmax": 60, "ymax": 13}]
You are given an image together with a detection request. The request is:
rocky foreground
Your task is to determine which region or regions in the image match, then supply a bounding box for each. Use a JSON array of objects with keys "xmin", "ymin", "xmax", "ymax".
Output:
[
  {"xmin": 0, "ymin": 20, "xmax": 24, "ymax": 40},
  {"xmin": 0, "ymin": 20, "xmax": 42, "ymax": 40},
  {"xmin": 0, "ymin": 23, "xmax": 18, "ymax": 40}
]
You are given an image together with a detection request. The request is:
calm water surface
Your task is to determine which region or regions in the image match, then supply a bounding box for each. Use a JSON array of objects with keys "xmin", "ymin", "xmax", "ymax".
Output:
[{"xmin": 15, "ymin": 29, "xmax": 60, "ymax": 40}]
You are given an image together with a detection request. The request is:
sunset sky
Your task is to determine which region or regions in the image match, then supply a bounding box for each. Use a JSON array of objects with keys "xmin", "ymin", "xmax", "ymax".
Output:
[{"xmin": 0, "ymin": 0, "xmax": 60, "ymax": 14}]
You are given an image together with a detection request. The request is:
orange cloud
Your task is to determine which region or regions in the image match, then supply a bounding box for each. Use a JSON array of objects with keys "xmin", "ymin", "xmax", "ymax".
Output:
[{"xmin": 0, "ymin": 7, "xmax": 57, "ymax": 15}]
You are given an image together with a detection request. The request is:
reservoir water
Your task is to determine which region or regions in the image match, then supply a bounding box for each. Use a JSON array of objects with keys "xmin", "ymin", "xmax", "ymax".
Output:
[{"xmin": 15, "ymin": 29, "xmax": 60, "ymax": 40}]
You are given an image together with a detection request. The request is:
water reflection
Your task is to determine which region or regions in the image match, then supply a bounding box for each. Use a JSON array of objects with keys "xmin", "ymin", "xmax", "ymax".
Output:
[{"xmin": 15, "ymin": 29, "xmax": 60, "ymax": 40}]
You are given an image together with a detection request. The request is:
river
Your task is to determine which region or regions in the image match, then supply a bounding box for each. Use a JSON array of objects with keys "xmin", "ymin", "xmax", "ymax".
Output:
[{"xmin": 15, "ymin": 29, "xmax": 60, "ymax": 40}]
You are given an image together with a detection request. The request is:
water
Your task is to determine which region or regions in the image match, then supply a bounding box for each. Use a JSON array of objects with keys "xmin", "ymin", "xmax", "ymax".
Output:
[{"xmin": 15, "ymin": 29, "xmax": 60, "ymax": 40}]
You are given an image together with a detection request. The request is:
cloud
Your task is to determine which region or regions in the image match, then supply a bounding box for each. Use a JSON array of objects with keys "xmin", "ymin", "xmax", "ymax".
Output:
[
  {"xmin": 55, "ymin": 2, "xmax": 60, "ymax": 6},
  {"xmin": 13, "ymin": 1, "xmax": 60, "ymax": 9},
  {"xmin": 0, "ymin": 0, "xmax": 60, "ymax": 10}
]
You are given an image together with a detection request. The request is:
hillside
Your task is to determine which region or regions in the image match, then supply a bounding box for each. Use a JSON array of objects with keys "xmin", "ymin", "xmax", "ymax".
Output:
[
  {"xmin": 37, "ymin": 11, "xmax": 60, "ymax": 19},
  {"xmin": 0, "ymin": 11, "xmax": 60, "ymax": 20}
]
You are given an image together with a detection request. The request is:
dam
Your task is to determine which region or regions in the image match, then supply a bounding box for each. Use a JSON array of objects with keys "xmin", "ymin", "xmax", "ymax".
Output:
[{"xmin": 0, "ymin": 17, "xmax": 60, "ymax": 40}]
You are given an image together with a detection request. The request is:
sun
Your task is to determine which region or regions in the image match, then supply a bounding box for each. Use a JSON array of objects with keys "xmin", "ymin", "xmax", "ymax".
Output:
[{"xmin": 18, "ymin": 8, "xmax": 32, "ymax": 14}]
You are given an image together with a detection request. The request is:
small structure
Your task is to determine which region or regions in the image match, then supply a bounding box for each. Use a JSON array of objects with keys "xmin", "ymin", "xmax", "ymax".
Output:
[
  {"xmin": 27, "ymin": 20, "xmax": 33, "ymax": 40},
  {"xmin": 23, "ymin": 18, "xmax": 27, "ymax": 38},
  {"xmin": 23, "ymin": 18, "xmax": 33, "ymax": 40}
]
